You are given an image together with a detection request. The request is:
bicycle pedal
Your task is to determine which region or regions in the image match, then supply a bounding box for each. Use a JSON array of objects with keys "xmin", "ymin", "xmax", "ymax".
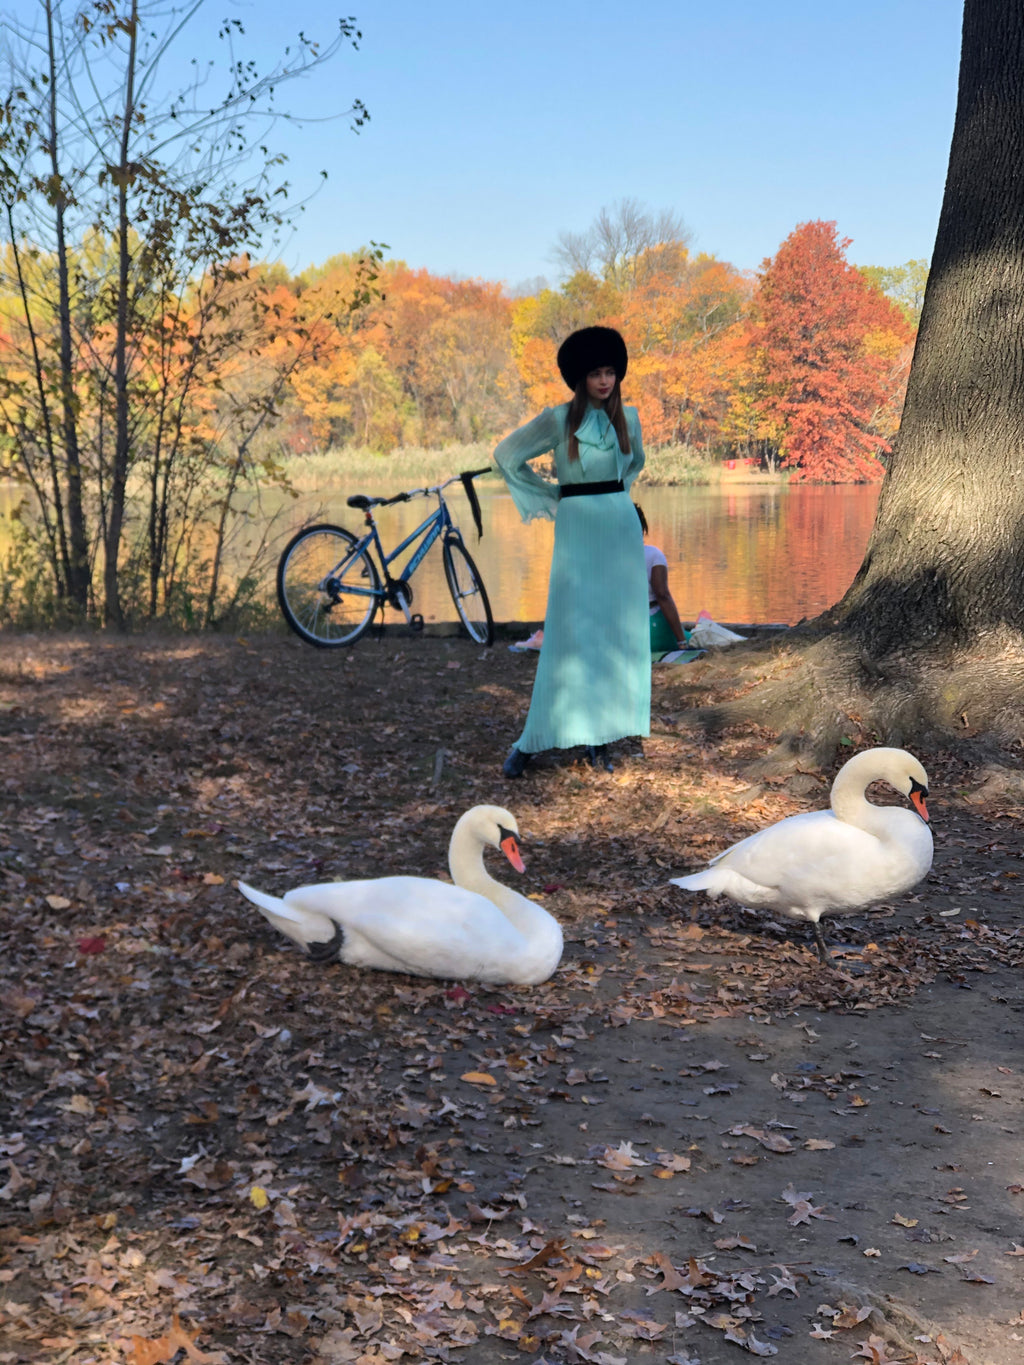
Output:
[{"xmin": 410, "ymin": 613, "xmax": 425, "ymax": 632}]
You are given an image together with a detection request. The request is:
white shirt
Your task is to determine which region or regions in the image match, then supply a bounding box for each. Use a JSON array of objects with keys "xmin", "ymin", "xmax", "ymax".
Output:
[{"xmin": 644, "ymin": 544, "xmax": 668, "ymax": 614}]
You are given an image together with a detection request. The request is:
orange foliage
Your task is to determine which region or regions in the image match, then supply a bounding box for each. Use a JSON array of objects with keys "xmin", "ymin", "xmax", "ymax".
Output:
[
  {"xmin": 751, "ymin": 221, "xmax": 915, "ymax": 482},
  {"xmin": 125, "ymin": 1314, "xmax": 227, "ymax": 1364},
  {"xmin": 276, "ymin": 258, "xmax": 522, "ymax": 451},
  {"xmin": 186, "ymin": 227, "xmax": 917, "ymax": 476}
]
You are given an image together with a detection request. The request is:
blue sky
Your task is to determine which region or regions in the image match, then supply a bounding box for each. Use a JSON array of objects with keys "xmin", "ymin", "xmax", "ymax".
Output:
[{"xmin": 8, "ymin": 0, "xmax": 966, "ymax": 288}]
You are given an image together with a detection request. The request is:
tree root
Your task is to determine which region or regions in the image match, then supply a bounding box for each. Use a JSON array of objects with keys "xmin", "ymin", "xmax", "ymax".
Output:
[
  {"xmin": 670, "ymin": 626, "xmax": 1024, "ymax": 776},
  {"xmin": 828, "ymin": 1276, "xmax": 978, "ymax": 1364}
]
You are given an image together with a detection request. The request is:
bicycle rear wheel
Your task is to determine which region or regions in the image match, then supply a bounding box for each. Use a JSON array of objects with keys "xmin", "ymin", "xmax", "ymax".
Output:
[
  {"xmin": 443, "ymin": 538, "xmax": 494, "ymax": 645},
  {"xmin": 277, "ymin": 524, "xmax": 380, "ymax": 647}
]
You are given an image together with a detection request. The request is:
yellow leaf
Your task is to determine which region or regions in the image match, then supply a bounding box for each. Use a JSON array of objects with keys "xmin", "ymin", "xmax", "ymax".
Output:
[
  {"xmin": 249, "ymin": 1186, "xmax": 269, "ymax": 1210},
  {"xmin": 460, "ymin": 1071, "xmax": 497, "ymax": 1086},
  {"xmin": 891, "ymin": 1213, "xmax": 918, "ymax": 1227},
  {"xmin": 202, "ymin": 873, "xmax": 225, "ymax": 885}
]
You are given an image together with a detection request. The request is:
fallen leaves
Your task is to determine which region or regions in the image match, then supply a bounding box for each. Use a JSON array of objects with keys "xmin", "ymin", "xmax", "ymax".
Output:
[
  {"xmin": 459, "ymin": 1070, "xmax": 497, "ymax": 1086},
  {"xmin": 729, "ymin": 1123, "xmax": 795, "ymax": 1153},
  {"xmin": 123, "ymin": 1315, "xmax": 228, "ymax": 1365},
  {"xmin": 1, "ymin": 636, "xmax": 1022, "ymax": 1364},
  {"xmin": 851, "ymin": 1334, "xmax": 903, "ymax": 1364},
  {"xmin": 779, "ymin": 1183, "xmax": 834, "ymax": 1226}
]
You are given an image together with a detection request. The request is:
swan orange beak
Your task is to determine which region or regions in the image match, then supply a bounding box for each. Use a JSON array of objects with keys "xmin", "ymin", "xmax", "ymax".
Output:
[
  {"xmin": 499, "ymin": 828, "xmax": 526, "ymax": 873},
  {"xmin": 909, "ymin": 781, "xmax": 929, "ymax": 822}
]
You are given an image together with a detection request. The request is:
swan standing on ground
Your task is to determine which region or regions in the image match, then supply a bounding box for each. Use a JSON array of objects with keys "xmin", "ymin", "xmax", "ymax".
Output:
[
  {"xmin": 237, "ymin": 805, "xmax": 563, "ymax": 985},
  {"xmin": 670, "ymin": 747, "xmax": 933, "ymax": 963}
]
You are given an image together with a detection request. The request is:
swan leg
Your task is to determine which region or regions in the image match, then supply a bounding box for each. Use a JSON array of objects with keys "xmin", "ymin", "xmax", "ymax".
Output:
[
  {"xmin": 306, "ymin": 922, "xmax": 345, "ymax": 964},
  {"xmin": 811, "ymin": 920, "xmax": 830, "ymax": 965}
]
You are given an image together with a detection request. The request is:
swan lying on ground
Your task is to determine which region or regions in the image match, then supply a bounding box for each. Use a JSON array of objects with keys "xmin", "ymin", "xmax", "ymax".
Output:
[
  {"xmin": 670, "ymin": 747, "xmax": 933, "ymax": 962},
  {"xmin": 238, "ymin": 805, "xmax": 563, "ymax": 985}
]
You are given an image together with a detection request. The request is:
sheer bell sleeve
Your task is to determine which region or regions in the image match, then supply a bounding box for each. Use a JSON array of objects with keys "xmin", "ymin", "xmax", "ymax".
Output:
[
  {"xmin": 622, "ymin": 410, "xmax": 646, "ymax": 492},
  {"xmin": 493, "ymin": 407, "xmax": 563, "ymax": 523}
]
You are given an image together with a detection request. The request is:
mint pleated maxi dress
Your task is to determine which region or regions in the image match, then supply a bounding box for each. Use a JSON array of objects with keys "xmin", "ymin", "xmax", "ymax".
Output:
[{"xmin": 494, "ymin": 403, "xmax": 650, "ymax": 754}]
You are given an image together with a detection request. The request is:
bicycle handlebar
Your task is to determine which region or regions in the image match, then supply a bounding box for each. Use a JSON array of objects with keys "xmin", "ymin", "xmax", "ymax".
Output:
[{"xmin": 345, "ymin": 466, "xmax": 492, "ymax": 533}]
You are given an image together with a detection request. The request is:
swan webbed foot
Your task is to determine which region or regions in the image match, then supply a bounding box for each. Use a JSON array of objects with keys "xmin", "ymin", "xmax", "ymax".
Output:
[{"xmin": 306, "ymin": 923, "xmax": 345, "ymax": 964}]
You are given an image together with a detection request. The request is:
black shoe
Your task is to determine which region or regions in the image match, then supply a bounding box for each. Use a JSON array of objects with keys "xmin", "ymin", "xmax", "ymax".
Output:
[
  {"xmin": 586, "ymin": 745, "xmax": 614, "ymax": 772},
  {"xmin": 502, "ymin": 747, "xmax": 531, "ymax": 779}
]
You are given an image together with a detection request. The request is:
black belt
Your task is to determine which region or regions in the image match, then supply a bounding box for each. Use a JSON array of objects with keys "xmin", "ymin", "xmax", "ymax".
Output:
[{"xmin": 559, "ymin": 480, "xmax": 625, "ymax": 498}]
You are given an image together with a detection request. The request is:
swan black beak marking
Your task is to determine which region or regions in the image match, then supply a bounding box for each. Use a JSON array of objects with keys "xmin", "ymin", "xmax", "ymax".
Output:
[
  {"xmin": 498, "ymin": 826, "xmax": 526, "ymax": 873},
  {"xmin": 909, "ymin": 779, "xmax": 930, "ymax": 823}
]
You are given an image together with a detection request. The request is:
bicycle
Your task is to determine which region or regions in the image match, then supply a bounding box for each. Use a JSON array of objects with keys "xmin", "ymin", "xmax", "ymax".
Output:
[{"xmin": 276, "ymin": 468, "xmax": 495, "ymax": 648}]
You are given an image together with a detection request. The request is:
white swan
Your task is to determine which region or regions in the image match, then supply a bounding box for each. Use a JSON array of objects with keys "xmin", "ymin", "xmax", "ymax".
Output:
[
  {"xmin": 670, "ymin": 747, "xmax": 933, "ymax": 962},
  {"xmin": 237, "ymin": 805, "xmax": 563, "ymax": 985}
]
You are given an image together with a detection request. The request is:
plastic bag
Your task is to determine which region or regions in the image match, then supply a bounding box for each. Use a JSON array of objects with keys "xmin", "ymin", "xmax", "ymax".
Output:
[{"xmin": 688, "ymin": 609, "xmax": 746, "ymax": 649}]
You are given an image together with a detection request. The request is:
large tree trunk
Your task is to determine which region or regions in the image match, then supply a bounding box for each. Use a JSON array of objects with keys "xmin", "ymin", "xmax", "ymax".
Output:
[
  {"xmin": 835, "ymin": 0, "xmax": 1024, "ymax": 655},
  {"xmin": 687, "ymin": 0, "xmax": 1024, "ymax": 770}
]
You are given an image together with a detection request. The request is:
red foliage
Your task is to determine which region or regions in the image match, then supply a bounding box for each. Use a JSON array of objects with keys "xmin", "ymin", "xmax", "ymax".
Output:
[{"xmin": 753, "ymin": 221, "xmax": 914, "ymax": 482}]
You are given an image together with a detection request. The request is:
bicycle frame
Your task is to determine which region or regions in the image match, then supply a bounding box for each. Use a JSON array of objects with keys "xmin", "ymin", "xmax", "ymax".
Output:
[{"xmin": 340, "ymin": 486, "xmax": 465, "ymax": 627}]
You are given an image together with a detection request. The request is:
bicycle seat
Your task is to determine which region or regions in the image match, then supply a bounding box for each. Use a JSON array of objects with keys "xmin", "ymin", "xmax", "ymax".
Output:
[{"xmin": 347, "ymin": 494, "xmax": 375, "ymax": 510}]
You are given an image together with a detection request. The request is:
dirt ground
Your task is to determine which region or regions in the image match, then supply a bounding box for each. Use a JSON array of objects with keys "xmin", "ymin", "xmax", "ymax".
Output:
[{"xmin": 1, "ymin": 627, "xmax": 1023, "ymax": 1365}]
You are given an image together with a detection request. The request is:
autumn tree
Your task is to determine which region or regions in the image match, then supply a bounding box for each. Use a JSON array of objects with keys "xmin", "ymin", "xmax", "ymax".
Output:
[
  {"xmin": 284, "ymin": 259, "xmax": 523, "ymax": 452},
  {"xmin": 620, "ymin": 246, "xmax": 750, "ymax": 449},
  {"xmin": 858, "ymin": 259, "xmax": 930, "ymax": 325},
  {"xmin": 698, "ymin": 0, "xmax": 1024, "ymax": 767},
  {"xmin": 751, "ymin": 221, "xmax": 914, "ymax": 482},
  {"xmin": 0, "ymin": 0, "xmax": 367, "ymax": 627}
]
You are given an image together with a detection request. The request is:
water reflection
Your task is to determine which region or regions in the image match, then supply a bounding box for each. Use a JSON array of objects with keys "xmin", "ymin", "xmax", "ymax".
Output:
[
  {"xmin": 0, "ymin": 477, "xmax": 880, "ymax": 627},
  {"xmin": 275, "ymin": 480, "xmax": 879, "ymax": 627}
]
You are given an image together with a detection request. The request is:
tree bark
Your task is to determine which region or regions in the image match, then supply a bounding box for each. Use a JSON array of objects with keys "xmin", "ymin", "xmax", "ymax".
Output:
[
  {"xmin": 46, "ymin": 0, "xmax": 90, "ymax": 612},
  {"xmin": 103, "ymin": 0, "xmax": 139, "ymax": 630},
  {"xmin": 835, "ymin": 0, "xmax": 1024, "ymax": 656}
]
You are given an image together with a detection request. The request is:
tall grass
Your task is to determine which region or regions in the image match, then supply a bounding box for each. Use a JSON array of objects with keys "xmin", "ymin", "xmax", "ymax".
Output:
[
  {"xmin": 283, "ymin": 444, "xmax": 494, "ymax": 491},
  {"xmin": 282, "ymin": 440, "xmax": 730, "ymax": 491},
  {"xmin": 636, "ymin": 443, "xmax": 722, "ymax": 487}
]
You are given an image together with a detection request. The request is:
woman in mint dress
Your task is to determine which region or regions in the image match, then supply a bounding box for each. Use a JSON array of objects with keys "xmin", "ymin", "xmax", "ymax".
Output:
[{"xmin": 494, "ymin": 326, "xmax": 650, "ymax": 776}]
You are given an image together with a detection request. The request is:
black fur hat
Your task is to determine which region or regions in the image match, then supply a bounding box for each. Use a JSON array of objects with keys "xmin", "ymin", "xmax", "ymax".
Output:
[{"xmin": 557, "ymin": 326, "xmax": 628, "ymax": 391}]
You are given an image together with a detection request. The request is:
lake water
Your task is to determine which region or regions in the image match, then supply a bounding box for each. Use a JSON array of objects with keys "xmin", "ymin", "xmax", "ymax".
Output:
[
  {"xmin": 0, "ymin": 477, "xmax": 880, "ymax": 627},
  {"xmin": 275, "ymin": 479, "xmax": 881, "ymax": 628}
]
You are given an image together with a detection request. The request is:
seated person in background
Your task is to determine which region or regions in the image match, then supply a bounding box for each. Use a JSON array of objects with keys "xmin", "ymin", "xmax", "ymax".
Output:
[{"xmin": 635, "ymin": 504, "xmax": 687, "ymax": 653}]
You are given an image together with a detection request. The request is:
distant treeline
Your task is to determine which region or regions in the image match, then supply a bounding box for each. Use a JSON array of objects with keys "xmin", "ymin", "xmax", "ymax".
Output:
[{"xmin": 268, "ymin": 219, "xmax": 921, "ymax": 483}]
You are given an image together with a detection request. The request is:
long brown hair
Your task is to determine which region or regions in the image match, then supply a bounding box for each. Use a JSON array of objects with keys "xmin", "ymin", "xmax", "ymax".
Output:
[{"xmin": 566, "ymin": 378, "xmax": 631, "ymax": 461}]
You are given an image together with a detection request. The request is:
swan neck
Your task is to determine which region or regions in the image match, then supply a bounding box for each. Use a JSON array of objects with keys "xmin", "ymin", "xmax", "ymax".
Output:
[
  {"xmin": 830, "ymin": 767, "xmax": 871, "ymax": 825},
  {"xmin": 449, "ymin": 822, "xmax": 561, "ymax": 956},
  {"xmin": 450, "ymin": 826, "xmax": 501, "ymax": 900}
]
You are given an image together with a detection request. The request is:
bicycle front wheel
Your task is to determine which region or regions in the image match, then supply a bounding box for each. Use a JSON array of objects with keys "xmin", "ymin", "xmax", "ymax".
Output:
[
  {"xmin": 443, "ymin": 538, "xmax": 494, "ymax": 646},
  {"xmin": 277, "ymin": 524, "xmax": 380, "ymax": 647}
]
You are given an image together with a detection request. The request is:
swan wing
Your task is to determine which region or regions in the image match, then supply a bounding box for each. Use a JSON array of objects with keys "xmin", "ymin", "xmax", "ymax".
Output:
[
  {"xmin": 283, "ymin": 875, "xmax": 531, "ymax": 980},
  {"xmin": 713, "ymin": 810, "xmax": 931, "ymax": 910}
]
